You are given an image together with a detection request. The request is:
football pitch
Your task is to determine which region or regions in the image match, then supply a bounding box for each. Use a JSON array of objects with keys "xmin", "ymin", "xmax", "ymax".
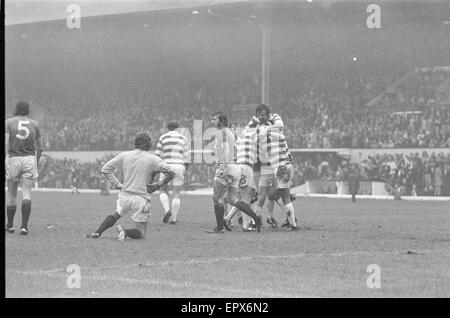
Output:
[{"xmin": 5, "ymin": 192, "xmax": 450, "ymax": 298}]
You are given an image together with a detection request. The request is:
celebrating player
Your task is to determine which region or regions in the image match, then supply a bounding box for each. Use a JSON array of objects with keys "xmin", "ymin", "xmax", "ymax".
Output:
[
  {"xmin": 223, "ymin": 125, "xmax": 258, "ymax": 232},
  {"xmin": 5, "ymin": 102, "xmax": 44, "ymax": 235},
  {"xmin": 206, "ymin": 112, "xmax": 262, "ymax": 234},
  {"xmin": 261, "ymin": 129, "xmax": 298, "ymax": 230},
  {"xmin": 248, "ymin": 104, "xmax": 283, "ymax": 227},
  {"xmin": 155, "ymin": 121, "xmax": 189, "ymax": 224},
  {"xmin": 86, "ymin": 131, "xmax": 175, "ymax": 241}
]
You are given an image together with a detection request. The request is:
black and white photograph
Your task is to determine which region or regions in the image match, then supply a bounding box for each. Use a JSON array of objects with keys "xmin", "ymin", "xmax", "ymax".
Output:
[{"xmin": 4, "ymin": 0, "xmax": 450, "ymax": 299}]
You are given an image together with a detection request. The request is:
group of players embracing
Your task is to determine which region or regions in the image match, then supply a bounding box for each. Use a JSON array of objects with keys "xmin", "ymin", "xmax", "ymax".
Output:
[
  {"xmin": 85, "ymin": 103, "xmax": 298, "ymax": 241},
  {"xmin": 207, "ymin": 103, "xmax": 298, "ymax": 234}
]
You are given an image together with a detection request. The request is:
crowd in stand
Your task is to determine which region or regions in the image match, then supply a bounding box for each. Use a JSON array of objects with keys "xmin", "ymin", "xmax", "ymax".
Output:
[
  {"xmin": 8, "ymin": 68, "xmax": 449, "ymax": 151},
  {"xmin": 37, "ymin": 151, "xmax": 450, "ymax": 196},
  {"xmin": 12, "ymin": 67, "xmax": 449, "ymax": 196},
  {"xmin": 293, "ymin": 152, "xmax": 450, "ymax": 196}
]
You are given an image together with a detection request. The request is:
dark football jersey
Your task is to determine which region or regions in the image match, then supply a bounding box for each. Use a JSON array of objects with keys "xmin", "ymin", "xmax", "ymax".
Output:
[{"xmin": 6, "ymin": 116, "xmax": 41, "ymax": 157}]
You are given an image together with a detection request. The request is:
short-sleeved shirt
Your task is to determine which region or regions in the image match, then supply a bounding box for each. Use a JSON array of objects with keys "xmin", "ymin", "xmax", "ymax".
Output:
[
  {"xmin": 102, "ymin": 149, "xmax": 172, "ymax": 201},
  {"xmin": 6, "ymin": 116, "xmax": 41, "ymax": 157}
]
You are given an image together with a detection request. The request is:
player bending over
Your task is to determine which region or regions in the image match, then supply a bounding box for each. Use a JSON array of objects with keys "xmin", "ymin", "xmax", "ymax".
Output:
[
  {"xmin": 86, "ymin": 131, "xmax": 175, "ymax": 241},
  {"xmin": 5, "ymin": 102, "xmax": 43, "ymax": 235},
  {"xmin": 155, "ymin": 121, "xmax": 189, "ymax": 224},
  {"xmin": 206, "ymin": 112, "xmax": 262, "ymax": 234}
]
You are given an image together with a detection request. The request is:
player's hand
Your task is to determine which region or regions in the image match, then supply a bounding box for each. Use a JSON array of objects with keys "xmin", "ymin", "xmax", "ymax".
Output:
[
  {"xmin": 146, "ymin": 182, "xmax": 160, "ymax": 194},
  {"xmin": 115, "ymin": 183, "xmax": 123, "ymax": 190},
  {"xmin": 248, "ymin": 119, "xmax": 259, "ymax": 128}
]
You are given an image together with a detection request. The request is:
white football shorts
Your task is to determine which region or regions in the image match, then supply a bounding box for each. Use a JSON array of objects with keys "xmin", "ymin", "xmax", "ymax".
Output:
[
  {"xmin": 159, "ymin": 163, "xmax": 185, "ymax": 186},
  {"xmin": 258, "ymin": 164, "xmax": 274, "ymax": 188},
  {"xmin": 214, "ymin": 163, "xmax": 241, "ymax": 188},
  {"xmin": 116, "ymin": 192, "xmax": 151, "ymax": 223},
  {"xmin": 5, "ymin": 155, "xmax": 38, "ymax": 182},
  {"xmin": 275, "ymin": 162, "xmax": 294, "ymax": 189},
  {"xmin": 239, "ymin": 164, "xmax": 256, "ymax": 190}
]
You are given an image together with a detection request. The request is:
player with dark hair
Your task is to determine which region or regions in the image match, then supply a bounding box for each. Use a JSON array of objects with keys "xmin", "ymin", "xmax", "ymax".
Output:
[
  {"xmin": 247, "ymin": 104, "xmax": 283, "ymax": 227},
  {"xmin": 155, "ymin": 121, "xmax": 189, "ymax": 224},
  {"xmin": 260, "ymin": 129, "xmax": 298, "ymax": 230},
  {"xmin": 86, "ymin": 131, "xmax": 175, "ymax": 241},
  {"xmin": 206, "ymin": 112, "xmax": 261, "ymax": 234},
  {"xmin": 5, "ymin": 102, "xmax": 43, "ymax": 235}
]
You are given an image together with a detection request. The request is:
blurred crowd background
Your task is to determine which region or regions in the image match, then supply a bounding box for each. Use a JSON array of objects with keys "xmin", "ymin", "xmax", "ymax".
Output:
[{"xmin": 6, "ymin": 1, "xmax": 450, "ymax": 195}]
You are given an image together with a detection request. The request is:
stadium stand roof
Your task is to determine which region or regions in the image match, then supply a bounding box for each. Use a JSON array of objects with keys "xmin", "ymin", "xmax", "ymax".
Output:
[
  {"xmin": 6, "ymin": 0, "xmax": 448, "ymax": 26},
  {"xmin": 5, "ymin": 0, "xmax": 251, "ymax": 25}
]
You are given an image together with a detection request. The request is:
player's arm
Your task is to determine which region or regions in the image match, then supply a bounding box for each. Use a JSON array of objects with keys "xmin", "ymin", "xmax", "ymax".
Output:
[
  {"xmin": 101, "ymin": 153, "xmax": 124, "ymax": 189},
  {"xmin": 5, "ymin": 120, "xmax": 10, "ymax": 159},
  {"xmin": 154, "ymin": 138, "xmax": 163, "ymax": 158},
  {"xmin": 246, "ymin": 116, "xmax": 260, "ymax": 128},
  {"xmin": 35, "ymin": 123, "xmax": 44, "ymax": 163},
  {"xmin": 268, "ymin": 113, "xmax": 284, "ymax": 132},
  {"xmin": 146, "ymin": 161, "xmax": 175, "ymax": 193}
]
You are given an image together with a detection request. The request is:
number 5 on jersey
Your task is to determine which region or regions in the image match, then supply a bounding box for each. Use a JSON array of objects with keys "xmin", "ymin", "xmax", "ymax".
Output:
[{"xmin": 16, "ymin": 120, "xmax": 30, "ymax": 140}]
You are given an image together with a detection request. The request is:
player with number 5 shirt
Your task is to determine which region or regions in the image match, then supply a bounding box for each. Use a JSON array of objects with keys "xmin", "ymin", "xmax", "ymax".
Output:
[{"xmin": 5, "ymin": 101, "xmax": 44, "ymax": 235}]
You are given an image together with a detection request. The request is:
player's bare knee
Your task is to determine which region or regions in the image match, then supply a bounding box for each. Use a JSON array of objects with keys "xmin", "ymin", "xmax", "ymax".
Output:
[{"xmin": 7, "ymin": 195, "xmax": 17, "ymax": 206}]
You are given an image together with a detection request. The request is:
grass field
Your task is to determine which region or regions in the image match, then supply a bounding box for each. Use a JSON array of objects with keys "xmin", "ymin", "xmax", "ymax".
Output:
[{"xmin": 5, "ymin": 192, "xmax": 450, "ymax": 298}]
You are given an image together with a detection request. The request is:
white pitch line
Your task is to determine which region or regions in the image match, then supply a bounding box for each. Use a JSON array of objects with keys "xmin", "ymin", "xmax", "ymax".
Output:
[
  {"xmin": 10, "ymin": 248, "xmax": 450, "ymax": 275},
  {"xmin": 11, "ymin": 270, "xmax": 315, "ymax": 298}
]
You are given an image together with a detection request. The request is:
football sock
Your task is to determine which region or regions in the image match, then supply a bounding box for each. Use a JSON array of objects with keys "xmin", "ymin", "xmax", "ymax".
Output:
[
  {"xmin": 95, "ymin": 214, "xmax": 118, "ymax": 235},
  {"xmin": 234, "ymin": 201, "xmax": 259, "ymax": 223},
  {"xmin": 125, "ymin": 229, "xmax": 142, "ymax": 239},
  {"xmin": 254, "ymin": 204, "xmax": 264, "ymax": 217},
  {"xmin": 267, "ymin": 200, "xmax": 275, "ymax": 219},
  {"xmin": 284, "ymin": 202, "xmax": 297, "ymax": 227},
  {"xmin": 224, "ymin": 206, "xmax": 239, "ymax": 222},
  {"xmin": 242, "ymin": 213, "xmax": 251, "ymax": 229},
  {"xmin": 6, "ymin": 205, "xmax": 16, "ymax": 228},
  {"xmin": 172, "ymin": 198, "xmax": 180, "ymax": 221},
  {"xmin": 159, "ymin": 192, "xmax": 170, "ymax": 213},
  {"xmin": 213, "ymin": 203, "xmax": 225, "ymax": 230},
  {"xmin": 21, "ymin": 200, "xmax": 31, "ymax": 230}
]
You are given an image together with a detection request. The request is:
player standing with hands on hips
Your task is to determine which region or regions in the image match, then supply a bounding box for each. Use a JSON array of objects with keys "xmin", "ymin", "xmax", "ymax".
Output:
[{"xmin": 5, "ymin": 102, "xmax": 43, "ymax": 235}]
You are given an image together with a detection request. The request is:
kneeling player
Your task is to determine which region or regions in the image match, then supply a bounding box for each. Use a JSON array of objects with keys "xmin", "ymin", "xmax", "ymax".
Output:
[{"xmin": 86, "ymin": 131, "xmax": 175, "ymax": 240}]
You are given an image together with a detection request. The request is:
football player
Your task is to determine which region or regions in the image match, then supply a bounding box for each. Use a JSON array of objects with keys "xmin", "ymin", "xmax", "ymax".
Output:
[
  {"xmin": 86, "ymin": 131, "xmax": 175, "ymax": 241},
  {"xmin": 5, "ymin": 102, "xmax": 44, "ymax": 235},
  {"xmin": 206, "ymin": 112, "xmax": 262, "ymax": 234},
  {"xmin": 155, "ymin": 121, "xmax": 189, "ymax": 224}
]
